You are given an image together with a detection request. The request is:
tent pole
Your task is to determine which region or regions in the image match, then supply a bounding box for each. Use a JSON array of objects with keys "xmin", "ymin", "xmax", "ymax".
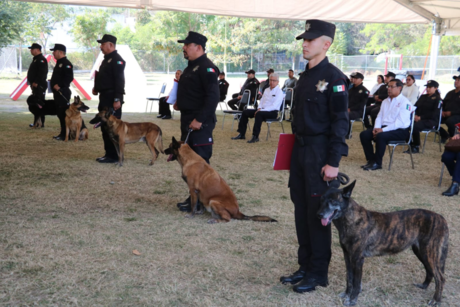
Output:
[{"xmin": 428, "ymin": 20, "xmax": 442, "ymax": 80}]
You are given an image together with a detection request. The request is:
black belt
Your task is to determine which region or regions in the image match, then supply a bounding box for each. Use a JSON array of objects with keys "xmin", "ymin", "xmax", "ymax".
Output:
[{"xmin": 295, "ymin": 134, "xmax": 328, "ymax": 146}]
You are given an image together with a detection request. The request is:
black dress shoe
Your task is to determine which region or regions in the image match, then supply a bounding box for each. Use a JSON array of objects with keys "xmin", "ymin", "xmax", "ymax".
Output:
[
  {"xmin": 364, "ymin": 162, "xmax": 382, "ymax": 171},
  {"xmin": 96, "ymin": 156, "xmax": 107, "ymax": 162},
  {"xmin": 29, "ymin": 123, "xmax": 34, "ymax": 127},
  {"xmin": 179, "ymin": 203, "xmax": 192, "ymax": 212},
  {"xmin": 442, "ymin": 182, "xmax": 459, "ymax": 197},
  {"xmin": 53, "ymin": 136, "xmax": 65, "ymax": 141},
  {"xmin": 247, "ymin": 136, "xmax": 259, "ymax": 143},
  {"xmin": 360, "ymin": 161, "xmax": 372, "ymax": 169},
  {"xmin": 98, "ymin": 157, "xmax": 118, "ymax": 164},
  {"xmin": 231, "ymin": 134, "xmax": 245, "ymax": 140},
  {"xmin": 280, "ymin": 270, "xmax": 306, "ymax": 285},
  {"xmin": 162, "ymin": 115, "xmax": 172, "ymax": 119},
  {"xmin": 293, "ymin": 277, "xmax": 328, "ymax": 293},
  {"xmin": 403, "ymin": 146, "xmax": 419, "ymax": 154},
  {"xmin": 156, "ymin": 115, "xmax": 163, "ymax": 118}
]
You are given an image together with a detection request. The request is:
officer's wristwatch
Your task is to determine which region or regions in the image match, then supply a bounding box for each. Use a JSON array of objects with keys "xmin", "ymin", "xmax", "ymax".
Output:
[{"xmin": 114, "ymin": 98, "xmax": 120, "ymax": 102}]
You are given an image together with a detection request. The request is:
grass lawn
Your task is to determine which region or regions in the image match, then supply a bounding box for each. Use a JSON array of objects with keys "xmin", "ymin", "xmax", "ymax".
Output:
[{"xmin": 0, "ymin": 85, "xmax": 459, "ymax": 306}]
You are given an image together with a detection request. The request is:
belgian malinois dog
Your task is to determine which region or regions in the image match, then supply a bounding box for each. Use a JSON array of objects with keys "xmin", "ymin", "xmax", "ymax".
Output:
[
  {"xmin": 91, "ymin": 107, "xmax": 164, "ymax": 166},
  {"xmin": 165, "ymin": 137, "xmax": 277, "ymax": 224},
  {"xmin": 317, "ymin": 180, "xmax": 449, "ymax": 306},
  {"xmin": 65, "ymin": 96, "xmax": 89, "ymax": 142}
]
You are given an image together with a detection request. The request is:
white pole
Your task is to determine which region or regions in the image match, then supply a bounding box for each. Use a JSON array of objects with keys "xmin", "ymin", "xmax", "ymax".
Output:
[{"xmin": 428, "ymin": 20, "xmax": 442, "ymax": 80}]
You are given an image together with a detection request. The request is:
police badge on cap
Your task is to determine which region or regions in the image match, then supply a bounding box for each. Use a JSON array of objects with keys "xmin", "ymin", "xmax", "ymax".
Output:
[{"xmin": 296, "ymin": 19, "xmax": 336, "ymax": 41}]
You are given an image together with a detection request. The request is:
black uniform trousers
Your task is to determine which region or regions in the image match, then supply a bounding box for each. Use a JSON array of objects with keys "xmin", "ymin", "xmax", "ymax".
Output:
[
  {"xmin": 237, "ymin": 109, "xmax": 277, "ymax": 138},
  {"xmin": 442, "ymin": 150, "xmax": 460, "ymax": 182},
  {"xmin": 99, "ymin": 91, "xmax": 122, "ymax": 159},
  {"xmin": 364, "ymin": 105, "xmax": 380, "ymax": 129},
  {"xmin": 289, "ymin": 139, "xmax": 331, "ymax": 279},
  {"xmin": 32, "ymin": 87, "xmax": 47, "ymax": 126},
  {"xmin": 439, "ymin": 115, "xmax": 460, "ymax": 139},
  {"xmin": 158, "ymin": 96, "xmax": 172, "ymax": 117},
  {"xmin": 411, "ymin": 120, "xmax": 435, "ymax": 147},
  {"xmin": 53, "ymin": 88, "xmax": 71, "ymax": 137},
  {"xmin": 180, "ymin": 112, "xmax": 215, "ymax": 164},
  {"xmin": 360, "ymin": 128, "xmax": 409, "ymax": 165}
]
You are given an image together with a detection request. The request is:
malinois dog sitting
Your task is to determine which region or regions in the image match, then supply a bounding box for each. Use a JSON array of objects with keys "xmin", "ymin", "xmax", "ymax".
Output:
[
  {"xmin": 317, "ymin": 180, "xmax": 449, "ymax": 306},
  {"xmin": 65, "ymin": 96, "xmax": 89, "ymax": 142},
  {"xmin": 91, "ymin": 107, "xmax": 164, "ymax": 166},
  {"xmin": 165, "ymin": 137, "xmax": 277, "ymax": 224}
]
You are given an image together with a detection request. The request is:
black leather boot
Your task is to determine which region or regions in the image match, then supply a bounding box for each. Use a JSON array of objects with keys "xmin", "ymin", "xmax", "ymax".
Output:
[
  {"xmin": 280, "ymin": 270, "xmax": 306, "ymax": 285},
  {"xmin": 293, "ymin": 276, "xmax": 328, "ymax": 293},
  {"xmin": 442, "ymin": 181, "xmax": 459, "ymax": 197}
]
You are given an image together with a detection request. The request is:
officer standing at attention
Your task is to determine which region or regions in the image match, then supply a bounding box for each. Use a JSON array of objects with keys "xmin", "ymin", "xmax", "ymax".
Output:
[
  {"xmin": 173, "ymin": 31, "xmax": 220, "ymax": 212},
  {"xmin": 92, "ymin": 34, "xmax": 126, "ymax": 163},
  {"xmin": 50, "ymin": 44, "xmax": 73, "ymax": 140},
  {"xmin": 27, "ymin": 43, "xmax": 48, "ymax": 127},
  {"xmin": 280, "ymin": 20, "xmax": 349, "ymax": 293}
]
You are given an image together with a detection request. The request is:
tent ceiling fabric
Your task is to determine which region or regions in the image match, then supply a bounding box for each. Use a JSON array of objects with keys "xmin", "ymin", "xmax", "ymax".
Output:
[{"xmin": 12, "ymin": 0, "xmax": 460, "ymax": 35}]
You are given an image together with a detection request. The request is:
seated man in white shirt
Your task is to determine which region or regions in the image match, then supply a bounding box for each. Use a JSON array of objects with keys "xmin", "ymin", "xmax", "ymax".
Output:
[
  {"xmin": 231, "ymin": 73, "xmax": 284, "ymax": 143},
  {"xmin": 359, "ymin": 79, "xmax": 412, "ymax": 171}
]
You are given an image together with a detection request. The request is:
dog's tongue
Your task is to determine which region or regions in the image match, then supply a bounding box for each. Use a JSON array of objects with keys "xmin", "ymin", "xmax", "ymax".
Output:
[
  {"xmin": 38, "ymin": 105, "xmax": 42, "ymax": 109},
  {"xmin": 321, "ymin": 212, "xmax": 333, "ymax": 227},
  {"xmin": 167, "ymin": 154, "xmax": 173, "ymax": 162},
  {"xmin": 93, "ymin": 122, "xmax": 101, "ymax": 129}
]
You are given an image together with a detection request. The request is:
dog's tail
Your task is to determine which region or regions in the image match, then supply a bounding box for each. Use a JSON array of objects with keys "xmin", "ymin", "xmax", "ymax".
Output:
[
  {"xmin": 234, "ymin": 211, "xmax": 277, "ymax": 222},
  {"xmin": 155, "ymin": 127, "xmax": 164, "ymax": 154}
]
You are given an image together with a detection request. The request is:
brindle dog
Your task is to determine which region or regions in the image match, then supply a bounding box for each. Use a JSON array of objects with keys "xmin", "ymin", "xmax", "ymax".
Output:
[{"xmin": 317, "ymin": 180, "xmax": 449, "ymax": 306}]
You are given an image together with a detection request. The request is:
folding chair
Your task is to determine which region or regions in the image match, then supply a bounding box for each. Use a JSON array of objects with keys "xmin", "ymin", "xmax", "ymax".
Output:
[
  {"xmin": 265, "ymin": 97, "xmax": 286, "ymax": 140},
  {"xmin": 387, "ymin": 110, "xmax": 415, "ymax": 171},
  {"xmin": 283, "ymin": 88, "xmax": 294, "ymax": 121},
  {"xmin": 146, "ymin": 82, "xmax": 167, "ymax": 113},
  {"xmin": 347, "ymin": 102, "xmax": 367, "ymax": 139},
  {"xmin": 421, "ymin": 101, "xmax": 443, "ymax": 153},
  {"xmin": 221, "ymin": 90, "xmax": 251, "ymax": 131}
]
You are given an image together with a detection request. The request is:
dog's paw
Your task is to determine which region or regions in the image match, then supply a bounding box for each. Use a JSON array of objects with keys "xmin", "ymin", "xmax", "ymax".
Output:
[
  {"xmin": 149, "ymin": 161, "xmax": 154, "ymax": 166},
  {"xmin": 207, "ymin": 219, "xmax": 218, "ymax": 224},
  {"xmin": 195, "ymin": 209, "xmax": 204, "ymax": 215},
  {"xmin": 343, "ymin": 297, "xmax": 357, "ymax": 306},
  {"xmin": 428, "ymin": 299, "xmax": 440, "ymax": 306},
  {"xmin": 185, "ymin": 214, "xmax": 195, "ymax": 219},
  {"xmin": 414, "ymin": 283, "xmax": 429, "ymax": 290},
  {"xmin": 338, "ymin": 292, "xmax": 349, "ymax": 299}
]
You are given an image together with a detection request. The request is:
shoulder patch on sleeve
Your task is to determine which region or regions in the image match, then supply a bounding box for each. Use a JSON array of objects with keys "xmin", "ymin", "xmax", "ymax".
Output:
[
  {"xmin": 117, "ymin": 61, "xmax": 124, "ymax": 65},
  {"xmin": 333, "ymin": 85, "xmax": 346, "ymax": 93},
  {"xmin": 206, "ymin": 68, "xmax": 215, "ymax": 73},
  {"xmin": 406, "ymin": 104, "xmax": 411, "ymax": 111}
]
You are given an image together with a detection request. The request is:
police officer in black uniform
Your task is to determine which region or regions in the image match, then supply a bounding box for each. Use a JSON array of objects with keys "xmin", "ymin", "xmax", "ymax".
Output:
[
  {"xmin": 404, "ymin": 80, "xmax": 441, "ymax": 153},
  {"xmin": 50, "ymin": 44, "xmax": 73, "ymax": 140},
  {"xmin": 92, "ymin": 34, "xmax": 126, "ymax": 163},
  {"xmin": 280, "ymin": 20, "xmax": 349, "ymax": 293},
  {"xmin": 227, "ymin": 69, "xmax": 259, "ymax": 110},
  {"xmin": 174, "ymin": 31, "xmax": 220, "ymax": 212},
  {"xmin": 218, "ymin": 72, "xmax": 230, "ymax": 102},
  {"xmin": 439, "ymin": 75, "xmax": 460, "ymax": 142},
  {"xmin": 347, "ymin": 72, "xmax": 369, "ymax": 138},
  {"xmin": 27, "ymin": 43, "xmax": 48, "ymax": 127}
]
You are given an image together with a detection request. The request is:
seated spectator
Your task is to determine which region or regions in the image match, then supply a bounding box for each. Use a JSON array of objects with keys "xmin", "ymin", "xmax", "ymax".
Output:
[
  {"xmin": 439, "ymin": 75, "xmax": 460, "ymax": 142},
  {"xmin": 231, "ymin": 73, "xmax": 283, "ymax": 143},
  {"xmin": 227, "ymin": 69, "xmax": 259, "ymax": 111},
  {"xmin": 157, "ymin": 69, "xmax": 181, "ymax": 119},
  {"xmin": 347, "ymin": 72, "xmax": 369, "ymax": 138},
  {"xmin": 441, "ymin": 133, "xmax": 460, "ymax": 196},
  {"xmin": 259, "ymin": 68, "xmax": 274, "ymax": 98},
  {"xmin": 402, "ymin": 74, "xmax": 420, "ymax": 105},
  {"xmin": 404, "ymin": 80, "xmax": 441, "ymax": 153},
  {"xmin": 359, "ymin": 79, "xmax": 412, "ymax": 171},
  {"xmin": 367, "ymin": 75, "xmax": 384, "ymax": 106},
  {"xmin": 364, "ymin": 72, "xmax": 395, "ymax": 129},
  {"xmin": 218, "ymin": 72, "xmax": 229, "ymax": 102},
  {"xmin": 282, "ymin": 69, "xmax": 297, "ymax": 93}
]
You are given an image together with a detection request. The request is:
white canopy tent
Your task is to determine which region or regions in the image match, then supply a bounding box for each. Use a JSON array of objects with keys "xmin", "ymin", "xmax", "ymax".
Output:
[{"xmin": 14, "ymin": 0, "xmax": 460, "ymax": 78}]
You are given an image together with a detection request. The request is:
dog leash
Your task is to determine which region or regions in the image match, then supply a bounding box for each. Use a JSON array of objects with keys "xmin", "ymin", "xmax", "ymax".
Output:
[
  {"xmin": 184, "ymin": 128, "xmax": 193, "ymax": 144},
  {"xmin": 326, "ymin": 172, "xmax": 350, "ymax": 188},
  {"xmin": 58, "ymin": 90, "xmax": 70, "ymax": 106}
]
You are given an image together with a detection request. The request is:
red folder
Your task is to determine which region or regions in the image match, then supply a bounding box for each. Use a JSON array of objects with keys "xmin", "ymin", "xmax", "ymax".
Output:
[{"xmin": 273, "ymin": 134, "xmax": 295, "ymax": 170}]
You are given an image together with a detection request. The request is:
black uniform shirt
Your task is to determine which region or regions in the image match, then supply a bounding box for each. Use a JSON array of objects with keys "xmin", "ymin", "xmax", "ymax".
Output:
[
  {"xmin": 443, "ymin": 89, "xmax": 460, "ymax": 116},
  {"xmin": 95, "ymin": 50, "xmax": 126, "ymax": 100},
  {"xmin": 348, "ymin": 83, "xmax": 369, "ymax": 115},
  {"xmin": 239, "ymin": 77, "xmax": 260, "ymax": 102},
  {"xmin": 27, "ymin": 53, "xmax": 48, "ymax": 88},
  {"xmin": 219, "ymin": 78, "xmax": 229, "ymax": 97},
  {"xmin": 375, "ymin": 82, "xmax": 389, "ymax": 103},
  {"xmin": 292, "ymin": 57, "xmax": 349, "ymax": 167},
  {"xmin": 50, "ymin": 57, "xmax": 74, "ymax": 89},
  {"xmin": 415, "ymin": 93, "xmax": 441, "ymax": 123},
  {"xmin": 176, "ymin": 53, "xmax": 220, "ymax": 123}
]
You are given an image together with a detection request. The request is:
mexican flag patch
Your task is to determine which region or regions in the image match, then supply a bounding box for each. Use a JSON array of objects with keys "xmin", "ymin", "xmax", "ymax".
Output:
[
  {"xmin": 66, "ymin": 65, "xmax": 71, "ymax": 68},
  {"xmin": 207, "ymin": 68, "xmax": 215, "ymax": 73},
  {"xmin": 333, "ymin": 85, "xmax": 345, "ymax": 92},
  {"xmin": 117, "ymin": 61, "xmax": 123, "ymax": 65},
  {"xmin": 406, "ymin": 104, "xmax": 411, "ymax": 111}
]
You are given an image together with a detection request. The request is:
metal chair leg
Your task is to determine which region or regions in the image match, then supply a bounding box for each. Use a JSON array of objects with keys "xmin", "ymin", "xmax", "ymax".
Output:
[
  {"xmin": 408, "ymin": 144, "xmax": 414, "ymax": 169},
  {"xmin": 266, "ymin": 123, "xmax": 271, "ymax": 141},
  {"xmin": 280, "ymin": 122, "xmax": 285, "ymax": 133},
  {"xmin": 388, "ymin": 145, "xmax": 396, "ymax": 170},
  {"xmin": 437, "ymin": 132, "xmax": 442, "ymax": 152},
  {"xmin": 422, "ymin": 132, "xmax": 429, "ymax": 154},
  {"xmin": 221, "ymin": 114, "xmax": 226, "ymax": 129},
  {"xmin": 439, "ymin": 163, "xmax": 445, "ymax": 187},
  {"xmin": 145, "ymin": 100, "xmax": 149, "ymax": 113},
  {"xmin": 150, "ymin": 100, "xmax": 154, "ymax": 113},
  {"xmin": 348, "ymin": 120, "xmax": 354, "ymax": 139}
]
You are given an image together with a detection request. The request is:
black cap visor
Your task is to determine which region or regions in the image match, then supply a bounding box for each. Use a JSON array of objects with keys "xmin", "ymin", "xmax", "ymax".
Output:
[{"xmin": 296, "ymin": 30, "xmax": 324, "ymax": 41}]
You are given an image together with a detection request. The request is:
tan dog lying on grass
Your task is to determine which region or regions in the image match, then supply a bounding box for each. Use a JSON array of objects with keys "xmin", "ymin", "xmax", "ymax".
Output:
[
  {"xmin": 65, "ymin": 96, "xmax": 89, "ymax": 142},
  {"xmin": 90, "ymin": 107, "xmax": 164, "ymax": 166},
  {"xmin": 165, "ymin": 137, "xmax": 277, "ymax": 224}
]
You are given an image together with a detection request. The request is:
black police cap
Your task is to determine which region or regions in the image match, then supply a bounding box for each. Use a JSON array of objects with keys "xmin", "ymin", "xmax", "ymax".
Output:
[
  {"xmin": 177, "ymin": 31, "xmax": 207, "ymax": 49},
  {"xmin": 296, "ymin": 19, "xmax": 336, "ymax": 41},
  {"xmin": 245, "ymin": 69, "xmax": 256, "ymax": 74},
  {"xmin": 50, "ymin": 44, "xmax": 66, "ymax": 52},
  {"xmin": 28, "ymin": 43, "xmax": 42, "ymax": 50},
  {"xmin": 384, "ymin": 71, "xmax": 396, "ymax": 78},
  {"xmin": 97, "ymin": 34, "xmax": 117, "ymax": 44},
  {"xmin": 424, "ymin": 80, "xmax": 439, "ymax": 88},
  {"xmin": 453, "ymin": 75, "xmax": 460, "ymax": 80},
  {"xmin": 266, "ymin": 68, "xmax": 274, "ymax": 73},
  {"xmin": 350, "ymin": 72, "xmax": 364, "ymax": 79}
]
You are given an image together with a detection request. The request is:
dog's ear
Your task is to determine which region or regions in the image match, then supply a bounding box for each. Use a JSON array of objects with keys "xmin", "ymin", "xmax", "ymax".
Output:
[
  {"xmin": 172, "ymin": 137, "xmax": 180, "ymax": 149},
  {"xmin": 342, "ymin": 180, "xmax": 356, "ymax": 199},
  {"xmin": 105, "ymin": 108, "xmax": 113, "ymax": 119}
]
